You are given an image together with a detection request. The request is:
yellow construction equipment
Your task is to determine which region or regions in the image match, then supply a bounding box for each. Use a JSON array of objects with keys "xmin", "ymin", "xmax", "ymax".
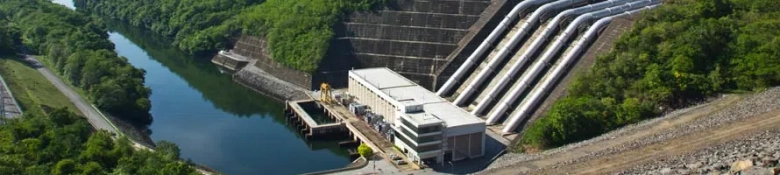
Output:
[{"xmin": 320, "ymin": 83, "xmax": 332, "ymax": 104}]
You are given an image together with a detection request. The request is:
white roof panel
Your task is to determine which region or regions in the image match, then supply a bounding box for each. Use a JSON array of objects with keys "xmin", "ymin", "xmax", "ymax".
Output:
[
  {"xmin": 382, "ymin": 86, "xmax": 443, "ymax": 105},
  {"xmin": 349, "ymin": 68, "xmax": 414, "ymax": 89},
  {"xmin": 422, "ymin": 102, "xmax": 483, "ymax": 127}
]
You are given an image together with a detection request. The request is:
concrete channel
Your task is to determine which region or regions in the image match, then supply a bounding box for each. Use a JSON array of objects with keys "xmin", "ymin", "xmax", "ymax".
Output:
[{"xmin": 0, "ymin": 75, "xmax": 23, "ymax": 118}]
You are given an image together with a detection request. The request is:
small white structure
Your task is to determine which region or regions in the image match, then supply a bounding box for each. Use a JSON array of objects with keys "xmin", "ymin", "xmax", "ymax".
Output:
[{"xmin": 348, "ymin": 68, "xmax": 485, "ymax": 164}]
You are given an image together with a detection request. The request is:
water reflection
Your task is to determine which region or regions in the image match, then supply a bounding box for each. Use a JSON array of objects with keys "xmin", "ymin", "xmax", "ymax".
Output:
[{"xmin": 103, "ymin": 19, "xmax": 352, "ymax": 175}]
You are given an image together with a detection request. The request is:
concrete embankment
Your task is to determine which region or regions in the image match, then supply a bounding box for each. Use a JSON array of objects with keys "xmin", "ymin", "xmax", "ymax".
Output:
[{"xmin": 233, "ymin": 66, "xmax": 309, "ymax": 101}]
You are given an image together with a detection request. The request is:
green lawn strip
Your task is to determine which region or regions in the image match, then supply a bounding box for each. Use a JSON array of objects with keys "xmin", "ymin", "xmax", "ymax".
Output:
[
  {"xmin": 0, "ymin": 56, "xmax": 81, "ymax": 116},
  {"xmin": 35, "ymin": 56, "xmax": 129, "ymax": 136},
  {"xmin": 36, "ymin": 56, "xmax": 94, "ymax": 101}
]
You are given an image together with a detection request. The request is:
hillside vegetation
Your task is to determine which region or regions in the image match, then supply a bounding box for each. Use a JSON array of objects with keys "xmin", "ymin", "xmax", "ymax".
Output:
[
  {"xmin": 75, "ymin": 0, "xmax": 385, "ymax": 73},
  {"xmin": 0, "ymin": 108, "xmax": 196, "ymax": 175},
  {"xmin": 0, "ymin": 0, "xmax": 152, "ymax": 126},
  {"xmin": 520, "ymin": 0, "xmax": 780, "ymax": 151}
]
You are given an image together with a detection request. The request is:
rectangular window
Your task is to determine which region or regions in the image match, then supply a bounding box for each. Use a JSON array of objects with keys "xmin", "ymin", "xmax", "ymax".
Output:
[
  {"xmin": 395, "ymin": 128, "xmax": 416, "ymax": 148},
  {"xmin": 417, "ymin": 144, "xmax": 440, "ymax": 152},
  {"xmin": 400, "ymin": 126, "xmax": 441, "ymax": 143},
  {"xmin": 400, "ymin": 118, "xmax": 418, "ymax": 132},
  {"xmin": 394, "ymin": 128, "xmax": 441, "ymax": 153},
  {"xmin": 418, "ymin": 125, "xmax": 442, "ymax": 134}
]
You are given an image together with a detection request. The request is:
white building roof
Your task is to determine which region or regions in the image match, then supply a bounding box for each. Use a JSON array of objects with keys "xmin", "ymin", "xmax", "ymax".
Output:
[
  {"xmin": 349, "ymin": 67, "xmax": 414, "ymax": 90},
  {"xmin": 421, "ymin": 102, "xmax": 482, "ymax": 128},
  {"xmin": 405, "ymin": 112, "xmax": 443, "ymax": 126},
  {"xmin": 383, "ymin": 86, "xmax": 443, "ymax": 105},
  {"xmin": 349, "ymin": 68, "xmax": 484, "ymax": 129}
]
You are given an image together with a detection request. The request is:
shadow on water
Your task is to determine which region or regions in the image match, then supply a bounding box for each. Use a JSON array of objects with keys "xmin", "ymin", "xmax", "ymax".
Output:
[{"xmin": 102, "ymin": 19, "xmax": 357, "ymax": 174}]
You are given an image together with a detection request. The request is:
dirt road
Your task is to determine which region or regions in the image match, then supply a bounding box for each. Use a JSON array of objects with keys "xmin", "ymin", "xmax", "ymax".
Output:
[
  {"xmin": 562, "ymin": 108, "xmax": 780, "ymax": 174},
  {"xmin": 483, "ymin": 90, "xmax": 780, "ymax": 174}
]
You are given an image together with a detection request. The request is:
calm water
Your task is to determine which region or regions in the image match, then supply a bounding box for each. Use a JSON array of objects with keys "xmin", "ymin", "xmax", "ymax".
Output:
[{"xmin": 52, "ymin": 1, "xmax": 353, "ymax": 174}]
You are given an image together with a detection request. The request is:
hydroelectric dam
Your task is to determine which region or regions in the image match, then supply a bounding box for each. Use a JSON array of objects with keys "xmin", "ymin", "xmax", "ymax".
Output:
[{"xmin": 215, "ymin": 0, "xmax": 661, "ymax": 143}]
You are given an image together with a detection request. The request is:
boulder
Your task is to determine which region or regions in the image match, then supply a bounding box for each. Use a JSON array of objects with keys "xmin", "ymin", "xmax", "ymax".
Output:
[
  {"xmin": 712, "ymin": 163, "xmax": 726, "ymax": 170},
  {"xmin": 687, "ymin": 162, "xmax": 704, "ymax": 169},
  {"xmin": 773, "ymin": 167, "xmax": 780, "ymax": 175},
  {"xmin": 660, "ymin": 168, "xmax": 673, "ymax": 174},
  {"xmin": 731, "ymin": 160, "xmax": 755, "ymax": 173},
  {"xmin": 762, "ymin": 157, "xmax": 778, "ymax": 167}
]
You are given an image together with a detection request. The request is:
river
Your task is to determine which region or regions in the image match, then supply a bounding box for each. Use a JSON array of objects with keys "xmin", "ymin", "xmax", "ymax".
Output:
[{"xmin": 51, "ymin": 0, "xmax": 353, "ymax": 174}]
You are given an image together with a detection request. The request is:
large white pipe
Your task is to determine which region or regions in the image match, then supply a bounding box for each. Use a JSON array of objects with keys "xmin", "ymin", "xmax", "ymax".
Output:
[
  {"xmin": 501, "ymin": 4, "xmax": 660, "ymax": 133},
  {"xmin": 436, "ymin": 0, "xmax": 555, "ymax": 96},
  {"xmin": 452, "ymin": 0, "xmax": 588, "ymax": 106},
  {"xmin": 481, "ymin": 0, "xmax": 643, "ymax": 124}
]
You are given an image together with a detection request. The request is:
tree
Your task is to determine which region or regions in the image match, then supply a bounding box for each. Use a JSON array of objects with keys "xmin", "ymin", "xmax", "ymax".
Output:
[
  {"xmin": 357, "ymin": 143, "xmax": 373, "ymax": 158},
  {"xmin": 52, "ymin": 159, "xmax": 77, "ymax": 175},
  {"xmin": 79, "ymin": 161, "xmax": 105, "ymax": 175},
  {"xmin": 0, "ymin": 110, "xmax": 196, "ymax": 175},
  {"xmin": 155, "ymin": 141, "xmax": 181, "ymax": 160}
]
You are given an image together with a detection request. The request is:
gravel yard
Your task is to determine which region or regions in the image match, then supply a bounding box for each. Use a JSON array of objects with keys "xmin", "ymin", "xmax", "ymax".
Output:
[{"xmin": 482, "ymin": 87, "xmax": 780, "ymax": 174}]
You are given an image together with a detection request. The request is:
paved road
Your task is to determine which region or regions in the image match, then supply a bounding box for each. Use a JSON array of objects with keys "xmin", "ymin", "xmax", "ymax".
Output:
[
  {"xmin": 22, "ymin": 55, "xmax": 119, "ymax": 135},
  {"xmin": 23, "ymin": 55, "xmax": 213, "ymax": 175}
]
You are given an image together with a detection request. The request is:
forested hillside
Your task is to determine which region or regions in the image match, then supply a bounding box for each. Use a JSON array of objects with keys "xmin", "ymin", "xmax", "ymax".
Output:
[
  {"xmin": 0, "ymin": 108, "xmax": 196, "ymax": 175},
  {"xmin": 75, "ymin": 0, "xmax": 385, "ymax": 73},
  {"xmin": 520, "ymin": 0, "xmax": 780, "ymax": 151},
  {"xmin": 0, "ymin": 19, "xmax": 18, "ymax": 53},
  {"xmin": 0, "ymin": 0, "xmax": 152, "ymax": 126}
]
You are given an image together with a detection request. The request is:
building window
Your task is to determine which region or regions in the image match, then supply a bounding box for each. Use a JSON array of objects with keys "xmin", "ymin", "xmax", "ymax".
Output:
[
  {"xmin": 400, "ymin": 118, "xmax": 419, "ymax": 132},
  {"xmin": 400, "ymin": 126, "xmax": 441, "ymax": 143},
  {"xmin": 417, "ymin": 144, "xmax": 440, "ymax": 152},
  {"xmin": 394, "ymin": 128, "xmax": 441, "ymax": 153},
  {"xmin": 418, "ymin": 125, "xmax": 442, "ymax": 134}
]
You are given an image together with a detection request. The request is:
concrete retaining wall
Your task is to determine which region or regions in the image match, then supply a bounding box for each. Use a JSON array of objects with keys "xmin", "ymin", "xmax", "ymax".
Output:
[
  {"xmin": 211, "ymin": 54, "xmax": 247, "ymax": 71},
  {"xmin": 433, "ymin": 0, "xmax": 518, "ymax": 91},
  {"xmin": 230, "ymin": 35, "xmax": 314, "ymax": 89},
  {"xmin": 233, "ymin": 69, "xmax": 309, "ymax": 101},
  {"xmin": 219, "ymin": 0, "xmax": 516, "ymax": 91},
  {"xmin": 330, "ymin": 0, "xmax": 516, "ymax": 90}
]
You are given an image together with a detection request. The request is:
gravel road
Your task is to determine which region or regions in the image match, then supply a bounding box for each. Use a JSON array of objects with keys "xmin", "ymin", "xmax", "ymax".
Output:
[{"xmin": 482, "ymin": 87, "xmax": 780, "ymax": 174}]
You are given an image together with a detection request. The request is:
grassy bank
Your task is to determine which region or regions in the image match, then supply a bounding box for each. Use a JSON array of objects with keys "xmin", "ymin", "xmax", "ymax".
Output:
[{"xmin": 0, "ymin": 56, "xmax": 80, "ymax": 116}]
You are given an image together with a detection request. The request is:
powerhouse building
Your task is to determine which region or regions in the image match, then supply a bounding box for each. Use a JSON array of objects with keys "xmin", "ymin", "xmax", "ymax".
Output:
[{"xmin": 347, "ymin": 68, "xmax": 485, "ymax": 164}]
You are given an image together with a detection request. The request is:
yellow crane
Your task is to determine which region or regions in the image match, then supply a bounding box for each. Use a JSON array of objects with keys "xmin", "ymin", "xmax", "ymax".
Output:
[{"xmin": 320, "ymin": 82, "xmax": 332, "ymax": 104}]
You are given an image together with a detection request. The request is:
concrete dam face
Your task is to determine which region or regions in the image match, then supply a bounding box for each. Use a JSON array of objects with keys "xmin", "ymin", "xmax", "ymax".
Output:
[
  {"xmin": 321, "ymin": 0, "xmax": 512, "ymax": 90},
  {"xmin": 220, "ymin": 0, "xmax": 514, "ymax": 91}
]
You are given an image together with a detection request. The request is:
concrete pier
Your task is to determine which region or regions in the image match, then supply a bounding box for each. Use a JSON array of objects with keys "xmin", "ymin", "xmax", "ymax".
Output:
[
  {"xmin": 284, "ymin": 100, "xmax": 347, "ymax": 139},
  {"xmin": 285, "ymin": 98, "xmax": 422, "ymax": 172}
]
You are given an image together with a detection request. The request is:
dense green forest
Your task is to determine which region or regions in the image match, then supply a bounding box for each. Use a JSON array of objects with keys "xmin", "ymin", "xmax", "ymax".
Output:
[
  {"xmin": 0, "ymin": 0, "xmax": 153, "ymax": 126},
  {"xmin": 0, "ymin": 19, "xmax": 18, "ymax": 53},
  {"xmin": 0, "ymin": 108, "xmax": 197, "ymax": 175},
  {"xmin": 75, "ymin": 0, "xmax": 385, "ymax": 73},
  {"xmin": 519, "ymin": 0, "xmax": 780, "ymax": 151}
]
